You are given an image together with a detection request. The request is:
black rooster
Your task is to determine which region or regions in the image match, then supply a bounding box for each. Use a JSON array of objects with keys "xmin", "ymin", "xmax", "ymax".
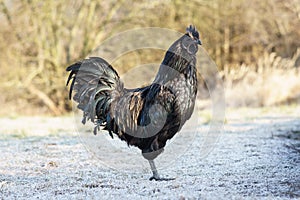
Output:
[{"xmin": 66, "ymin": 25, "xmax": 202, "ymax": 181}]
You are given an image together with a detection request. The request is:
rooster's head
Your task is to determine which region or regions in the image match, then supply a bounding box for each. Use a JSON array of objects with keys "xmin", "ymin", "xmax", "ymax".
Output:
[{"xmin": 186, "ymin": 25, "xmax": 202, "ymax": 45}]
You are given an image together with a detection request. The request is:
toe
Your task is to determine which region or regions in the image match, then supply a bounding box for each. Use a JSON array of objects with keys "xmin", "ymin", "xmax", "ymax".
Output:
[{"xmin": 149, "ymin": 176, "xmax": 175, "ymax": 181}]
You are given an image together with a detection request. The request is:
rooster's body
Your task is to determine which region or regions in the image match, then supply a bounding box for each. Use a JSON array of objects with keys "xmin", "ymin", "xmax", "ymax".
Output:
[{"xmin": 66, "ymin": 25, "xmax": 202, "ymax": 180}]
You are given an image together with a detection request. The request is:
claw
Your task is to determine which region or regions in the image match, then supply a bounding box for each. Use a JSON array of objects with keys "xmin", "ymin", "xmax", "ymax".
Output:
[{"xmin": 149, "ymin": 176, "xmax": 175, "ymax": 181}]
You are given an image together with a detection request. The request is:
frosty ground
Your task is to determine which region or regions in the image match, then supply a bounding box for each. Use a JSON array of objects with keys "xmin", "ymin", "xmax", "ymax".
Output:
[{"xmin": 0, "ymin": 107, "xmax": 299, "ymax": 199}]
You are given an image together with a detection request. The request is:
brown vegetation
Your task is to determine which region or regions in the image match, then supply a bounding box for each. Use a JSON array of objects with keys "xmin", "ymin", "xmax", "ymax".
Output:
[
  {"xmin": 0, "ymin": 0, "xmax": 299, "ymax": 115},
  {"xmin": 223, "ymin": 49, "xmax": 300, "ymax": 107}
]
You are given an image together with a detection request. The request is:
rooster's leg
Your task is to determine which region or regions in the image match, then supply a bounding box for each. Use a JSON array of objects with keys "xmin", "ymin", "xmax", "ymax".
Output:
[
  {"xmin": 149, "ymin": 160, "xmax": 159, "ymax": 180},
  {"xmin": 148, "ymin": 160, "xmax": 175, "ymax": 181}
]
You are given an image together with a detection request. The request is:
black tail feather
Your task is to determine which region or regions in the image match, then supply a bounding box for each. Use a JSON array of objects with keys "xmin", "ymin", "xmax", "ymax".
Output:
[{"xmin": 66, "ymin": 57, "xmax": 122, "ymax": 130}]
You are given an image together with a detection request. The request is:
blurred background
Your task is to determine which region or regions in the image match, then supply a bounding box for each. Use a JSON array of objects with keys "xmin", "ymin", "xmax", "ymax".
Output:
[{"xmin": 0, "ymin": 0, "xmax": 299, "ymax": 116}]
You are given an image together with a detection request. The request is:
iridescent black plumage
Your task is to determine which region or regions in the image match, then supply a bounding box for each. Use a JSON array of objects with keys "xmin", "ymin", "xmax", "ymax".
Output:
[{"xmin": 66, "ymin": 25, "xmax": 201, "ymax": 180}]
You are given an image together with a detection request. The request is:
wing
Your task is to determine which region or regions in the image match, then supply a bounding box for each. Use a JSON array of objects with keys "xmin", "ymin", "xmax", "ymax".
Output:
[
  {"xmin": 138, "ymin": 84, "xmax": 177, "ymax": 138},
  {"xmin": 108, "ymin": 83, "xmax": 179, "ymax": 147}
]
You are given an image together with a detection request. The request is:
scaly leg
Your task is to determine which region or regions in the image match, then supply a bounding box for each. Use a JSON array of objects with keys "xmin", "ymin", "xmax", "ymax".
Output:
[{"xmin": 148, "ymin": 160, "xmax": 175, "ymax": 181}]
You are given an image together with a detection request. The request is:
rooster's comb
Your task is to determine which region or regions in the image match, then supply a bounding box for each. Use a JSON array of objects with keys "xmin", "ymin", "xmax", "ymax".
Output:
[{"xmin": 186, "ymin": 25, "xmax": 198, "ymax": 36}]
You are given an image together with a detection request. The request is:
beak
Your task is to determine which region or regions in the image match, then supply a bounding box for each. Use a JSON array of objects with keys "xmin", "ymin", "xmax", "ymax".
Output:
[{"xmin": 197, "ymin": 39, "xmax": 202, "ymax": 45}]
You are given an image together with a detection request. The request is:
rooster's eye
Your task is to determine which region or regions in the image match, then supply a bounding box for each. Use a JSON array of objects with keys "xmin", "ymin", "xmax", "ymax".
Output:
[{"xmin": 193, "ymin": 32, "xmax": 199, "ymax": 39}]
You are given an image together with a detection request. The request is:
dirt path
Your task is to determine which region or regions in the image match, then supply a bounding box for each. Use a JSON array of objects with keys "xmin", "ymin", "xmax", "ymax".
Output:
[{"xmin": 0, "ymin": 108, "xmax": 299, "ymax": 199}]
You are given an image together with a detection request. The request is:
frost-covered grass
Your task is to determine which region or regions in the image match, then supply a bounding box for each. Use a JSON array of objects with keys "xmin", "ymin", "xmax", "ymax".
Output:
[{"xmin": 0, "ymin": 107, "xmax": 299, "ymax": 199}]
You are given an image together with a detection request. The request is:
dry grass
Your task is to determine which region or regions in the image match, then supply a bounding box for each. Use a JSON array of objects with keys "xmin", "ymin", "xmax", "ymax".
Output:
[
  {"xmin": 222, "ymin": 49, "xmax": 300, "ymax": 107},
  {"xmin": 1, "ymin": 49, "xmax": 299, "ymax": 116}
]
